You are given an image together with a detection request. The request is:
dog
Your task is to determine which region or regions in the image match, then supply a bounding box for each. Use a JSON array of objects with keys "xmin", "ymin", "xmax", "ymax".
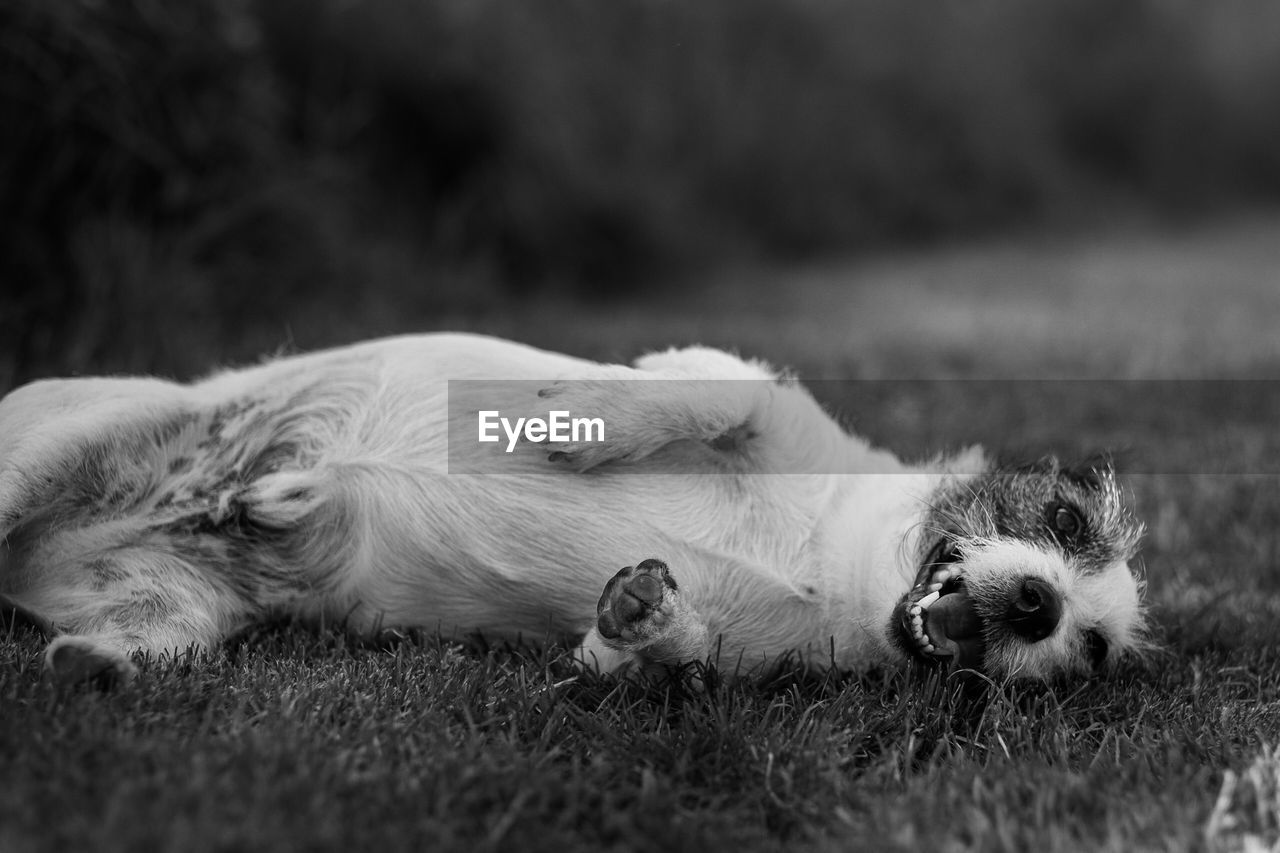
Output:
[{"xmin": 0, "ymin": 333, "xmax": 1146, "ymax": 685}]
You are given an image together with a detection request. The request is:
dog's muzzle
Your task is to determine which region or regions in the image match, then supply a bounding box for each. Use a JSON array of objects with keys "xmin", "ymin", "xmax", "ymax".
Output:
[
  {"xmin": 896, "ymin": 539, "xmax": 1068, "ymax": 671},
  {"xmin": 897, "ymin": 540, "xmax": 986, "ymax": 669}
]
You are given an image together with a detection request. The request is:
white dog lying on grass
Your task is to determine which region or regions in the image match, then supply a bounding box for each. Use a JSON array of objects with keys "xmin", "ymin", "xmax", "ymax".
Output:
[{"xmin": 0, "ymin": 333, "xmax": 1146, "ymax": 685}]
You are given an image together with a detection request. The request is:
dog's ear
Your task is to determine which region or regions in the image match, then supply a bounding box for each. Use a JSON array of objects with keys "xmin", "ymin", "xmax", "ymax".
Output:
[
  {"xmin": 1059, "ymin": 452, "xmax": 1119, "ymax": 490},
  {"xmin": 992, "ymin": 453, "xmax": 1058, "ymax": 475}
]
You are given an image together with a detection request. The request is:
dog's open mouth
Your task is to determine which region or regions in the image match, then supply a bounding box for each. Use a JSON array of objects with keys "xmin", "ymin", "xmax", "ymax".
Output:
[{"xmin": 899, "ymin": 540, "xmax": 986, "ymax": 669}]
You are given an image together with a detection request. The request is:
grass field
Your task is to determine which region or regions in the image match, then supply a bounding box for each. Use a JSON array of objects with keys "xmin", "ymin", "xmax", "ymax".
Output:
[{"xmin": 4, "ymin": 218, "xmax": 1280, "ymax": 852}]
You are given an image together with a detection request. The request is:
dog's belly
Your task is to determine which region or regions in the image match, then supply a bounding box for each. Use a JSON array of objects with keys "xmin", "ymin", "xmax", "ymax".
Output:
[
  {"xmin": 201, "ymin": 334, "xmax": 817, "ymax": 640},
  {"xmin": 327, "ymin": 468, "xmax": 808, "ymax": 642}
]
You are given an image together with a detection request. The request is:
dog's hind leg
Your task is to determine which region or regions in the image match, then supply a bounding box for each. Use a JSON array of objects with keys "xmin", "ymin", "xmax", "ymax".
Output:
[
  {"xmin": 13, "ymin": 533, "xmax": 259, "ymax": 687},
  {"xmin": 44, "ymin": 636, "xmax": 142, "ymax": 688}
]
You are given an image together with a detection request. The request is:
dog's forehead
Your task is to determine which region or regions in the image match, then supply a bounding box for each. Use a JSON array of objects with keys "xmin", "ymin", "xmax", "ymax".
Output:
[
  {"xmin": 985, "ymin": 457, "xmax": 1117, "ymax": 510},
  {"xmin": 965, "ymin": 461, "xmax": 1062, "ymax": 519},
  {"xmin": 943, "ymin": 458, "xmax": 1143, "ymax": 565}
]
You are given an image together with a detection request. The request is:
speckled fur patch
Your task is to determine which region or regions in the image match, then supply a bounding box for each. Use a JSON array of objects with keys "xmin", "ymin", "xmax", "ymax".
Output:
[
  {"xmin": 7, "ymin": 386, "xmax": 337, "ymax": 634},
  {"xmin": 921, "ymin": 456, "xmax": 1144, "ymax": 572}
]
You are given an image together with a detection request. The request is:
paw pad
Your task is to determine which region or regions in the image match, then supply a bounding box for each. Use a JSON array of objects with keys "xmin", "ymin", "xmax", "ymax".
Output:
[{"xmin": 597, "ymin": 558, "xmax": 678, "ymax": 641}]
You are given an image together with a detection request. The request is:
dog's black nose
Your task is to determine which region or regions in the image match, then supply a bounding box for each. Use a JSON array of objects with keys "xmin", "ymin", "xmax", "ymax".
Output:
[{"xmin": 1004, "ymin": 578, "xmax": 1061, "ymax": 642}]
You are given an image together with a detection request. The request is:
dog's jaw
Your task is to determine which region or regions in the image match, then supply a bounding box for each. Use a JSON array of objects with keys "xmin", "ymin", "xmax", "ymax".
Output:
[{"xmin": 891, "ymin": 537, "xmax": 987, "ymax": 670}]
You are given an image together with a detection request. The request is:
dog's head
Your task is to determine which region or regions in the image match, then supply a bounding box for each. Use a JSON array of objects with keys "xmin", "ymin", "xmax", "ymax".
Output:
[{"xmin": 891, "ymin": 456, "xmax": 1146, "ymax": 680}]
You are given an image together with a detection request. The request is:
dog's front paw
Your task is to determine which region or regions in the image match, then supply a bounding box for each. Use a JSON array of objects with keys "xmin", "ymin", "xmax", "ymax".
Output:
[
  {"xmin": 596, "ymin": 558, "xmax": 680, "ymax": 645},
  {"xmin": 545, "ymin": 441, "xmax": 615, "ymax": 473},
  {"xmin": 537, "ymin": 377, "xmax": 630, "ymax": 471}
]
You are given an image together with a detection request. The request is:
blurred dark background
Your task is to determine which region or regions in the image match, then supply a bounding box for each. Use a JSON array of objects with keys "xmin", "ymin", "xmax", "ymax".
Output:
[{"xmin": 4, "ymin": 0, "xmax": 1280, "ymax": 385}]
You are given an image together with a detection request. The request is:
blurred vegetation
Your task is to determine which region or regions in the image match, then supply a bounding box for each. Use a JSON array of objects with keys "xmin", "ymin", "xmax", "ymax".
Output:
[{"xmin": 4, "ymin": 0, "xmax": 1280, "ymax": 383}]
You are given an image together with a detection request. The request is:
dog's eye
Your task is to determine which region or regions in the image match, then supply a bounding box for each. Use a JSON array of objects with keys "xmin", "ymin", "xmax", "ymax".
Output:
[
  {"xmin": 1050, "ymin": 504, "xmax": 1083, "ymax": 542},
  {"xmin": 1083, "ymin": 630, "xmax": 1109, "ymax": 670}
]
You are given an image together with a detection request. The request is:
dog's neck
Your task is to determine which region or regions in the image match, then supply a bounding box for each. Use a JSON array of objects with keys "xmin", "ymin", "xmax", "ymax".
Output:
[{"xmin": 818, "ymin": 446, "xmax": 989, "ymax": 668}]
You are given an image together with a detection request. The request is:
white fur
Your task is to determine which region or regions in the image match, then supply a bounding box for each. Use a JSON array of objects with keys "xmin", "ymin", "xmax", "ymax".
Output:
[
  {"xmin": 0, "ymin": 333, "xmax": 1141, "ymax": 684},
  {"xmin": 957, "ymin": 541, "xmax": 1142, "ymax": 678}
]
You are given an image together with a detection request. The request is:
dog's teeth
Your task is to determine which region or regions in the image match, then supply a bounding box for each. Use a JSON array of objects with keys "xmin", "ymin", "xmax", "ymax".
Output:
[
  {"xmin": 908, "ymin": 604, "xmax": 922, "ymax": 617},
  {"xmin": 921, "ymin": 642, "xmax": 935, "ymax": 654},
  {"xmin": 926, "ymin": 582, "xmax": 941, "ymax": 593},
  {"xmin": 916, "ymin": 591, "xmax": 940, "ymax": 610}
]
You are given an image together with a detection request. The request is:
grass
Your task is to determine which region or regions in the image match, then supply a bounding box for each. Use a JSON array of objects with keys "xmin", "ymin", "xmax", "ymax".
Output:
[
  {"xmin": 4, "ymin": 629, "xmax": 1271, "ymax": 853},
  {"xmin": 4, "ymin": 218, "xmax": 1280, "ymax": 851}
]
